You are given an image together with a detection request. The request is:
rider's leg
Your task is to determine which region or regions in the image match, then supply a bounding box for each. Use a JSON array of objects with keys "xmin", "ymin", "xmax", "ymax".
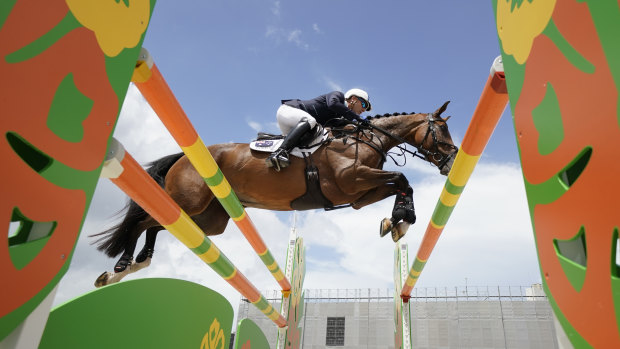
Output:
[
  {"xmin": 267, "ymin": 118, "xmax": 312, "ymax": 168},
  {"xmin": 275, "ymin": 104, "xmax": 316, "ymax": 134},
  {"xmin": 267, "ymin": 105, "xmax": 316, "ymax": 170}
]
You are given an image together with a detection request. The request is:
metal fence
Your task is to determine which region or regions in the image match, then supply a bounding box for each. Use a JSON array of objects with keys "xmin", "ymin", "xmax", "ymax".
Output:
[{"xmin": 244, "ymin": 285, "xmax": 547, "ymax": 304}]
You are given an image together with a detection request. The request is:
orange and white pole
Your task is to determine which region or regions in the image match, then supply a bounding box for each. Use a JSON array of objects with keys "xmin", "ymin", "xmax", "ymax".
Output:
[
  {"xmin": 130, "ymin": 48, "xmax": 291, "ymax": 295},
  {"xmin": 400, "ymin": 56, "xmax": 510, "ymax": 299},
  {"xmin": 102, "ymin": 138, "xmax": 287, "ymax": 327}
]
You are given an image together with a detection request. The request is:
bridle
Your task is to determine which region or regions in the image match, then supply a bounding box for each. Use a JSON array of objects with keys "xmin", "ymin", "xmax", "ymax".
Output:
[{"xmin": 362, "ymin": 113, "xmax": 459, "ymax": 172}]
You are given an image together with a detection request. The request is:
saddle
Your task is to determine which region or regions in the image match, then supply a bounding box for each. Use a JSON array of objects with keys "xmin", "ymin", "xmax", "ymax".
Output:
[
  {"xmin": 249, "ymin": 126, "xmax": 328, "ymax": 158},
  {"xmin": 250, "ymin": 126, "xmax": 344, "ymax": 210}
]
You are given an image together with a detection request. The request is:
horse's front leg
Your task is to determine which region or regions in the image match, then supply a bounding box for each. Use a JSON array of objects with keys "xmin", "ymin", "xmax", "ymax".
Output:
[
  {"xmin": 337, "ymin": 165, "xmax": 409, "ymax": 195},
  {"xmin": 351, "ymin": 183, "xmax": 398, "ymax": 210},
  {"xmin": 337, "ymin": 166, "xmax": 413, "ymax": 242}
]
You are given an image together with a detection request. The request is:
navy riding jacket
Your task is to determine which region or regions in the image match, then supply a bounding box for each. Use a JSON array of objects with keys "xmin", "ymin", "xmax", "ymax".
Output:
[{"xmin": 283, "ymin": 91, "xmax": 362, "ymax": 125}]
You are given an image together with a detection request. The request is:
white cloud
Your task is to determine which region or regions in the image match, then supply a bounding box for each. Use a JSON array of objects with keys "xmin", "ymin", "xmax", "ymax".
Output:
[
  {"xmin": 287, "ymin": 29, "xmax": 309, "ymax": 50},
  {"xmin": 55, "ymin": 88, "xmax": 540, "ymax": 326},
  {"xmin": 265, "ymin": 26, "xmax": 310, "ymax": 50},
  {"xmin": 247, "ymin": 120, "xmax": 262, "ymax": 132},
  {"xmin": 312, "ymin": 23, "xmax": 322, "ymax": 34},
  {"xmin": 112, "ymin": 84, "xmax": 181, "ymax": 162},
  {"xmin": 265, "ymin": 25, "xmax": 278, "ymax": 39},
  {"xmin": 323, "ymin": 78, "xmax": 343, "ymax": 92},
  {"xmin": 288, "ymin": 160, "xmax": 539, "ymax": 290},
  {"xmin": 271, "ymin": 1, "xmax": 281, "ymax": 17}
]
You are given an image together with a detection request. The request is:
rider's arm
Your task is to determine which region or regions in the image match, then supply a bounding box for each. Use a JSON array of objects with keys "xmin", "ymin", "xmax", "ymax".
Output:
[{"xmin": 325, "ymin": 91, "xmax": 364, "ymax": 122}]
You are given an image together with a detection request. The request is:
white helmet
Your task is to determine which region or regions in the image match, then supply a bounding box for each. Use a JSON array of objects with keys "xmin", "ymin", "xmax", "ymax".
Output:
[{"xmin": 345, "ymin": 88, "xmax": 372, "ymax": 111}]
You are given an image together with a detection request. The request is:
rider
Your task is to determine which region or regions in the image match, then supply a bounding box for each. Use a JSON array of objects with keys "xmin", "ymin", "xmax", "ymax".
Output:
[{"xmin": 266, "ymin": 88, "xmax": 372, "ymax": 170}]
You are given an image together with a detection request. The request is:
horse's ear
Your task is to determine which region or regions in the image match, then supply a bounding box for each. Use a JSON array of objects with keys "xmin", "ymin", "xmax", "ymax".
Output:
[
  {"xmin": 433, "ymin": 101, "xmax": 450, "ymax": 117},
  {"xmin": 443, "ymin": 115, "xmax": 451, "ymax": 122}
]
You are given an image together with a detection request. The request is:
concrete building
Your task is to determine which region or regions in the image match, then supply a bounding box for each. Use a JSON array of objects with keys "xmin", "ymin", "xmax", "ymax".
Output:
[{"xmin": 237, "ymin": 285, "xmax": 558, "ymax": 348}]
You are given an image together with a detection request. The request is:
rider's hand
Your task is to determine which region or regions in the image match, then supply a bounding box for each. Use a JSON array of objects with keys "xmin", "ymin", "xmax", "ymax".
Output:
[{"xmin": 356, "ymin": 117, "xmax": 369, "ymax": 126}]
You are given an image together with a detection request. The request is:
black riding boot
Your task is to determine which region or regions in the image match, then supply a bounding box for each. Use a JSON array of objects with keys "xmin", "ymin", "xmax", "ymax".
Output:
[
  {"xmin": 391, "ymin": 186, "xmax": 416, "ymax": 225},
  {"xmin": 266, "ymin": 119, "xmax": 312, "ymax": 171}
]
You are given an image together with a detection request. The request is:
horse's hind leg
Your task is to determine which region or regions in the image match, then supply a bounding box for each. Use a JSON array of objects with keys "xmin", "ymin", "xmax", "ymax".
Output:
[
  {"xmin": 131, "ymin": 227, "xmax": 162, "ymax": 273},
  {"xmin": 136, "ymin": 227, "xmax": 159, "ymax": 263},
  {"xmin": 95, "ymin": 237, "xmax": 139, "ymax": 287},
  {"xmin": 113, "ymin": 239, "xmax": 138, "ymax": 273},
  {"xmin": 191, "ymin": 198, "xmax": 230, "ymax": 236},
  {"xmin": 95, "ymin": 218, "xmax": 159, "ymax": 288},
  {"xmin": 128, "ymin": 201, "xmax": 228, "ymax": 281}
]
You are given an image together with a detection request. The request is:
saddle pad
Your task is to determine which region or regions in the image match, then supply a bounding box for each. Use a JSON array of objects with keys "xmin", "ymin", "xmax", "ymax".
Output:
[{"xmin": 249, "ymin": 129, "xmax": 328, "ymax": 158}]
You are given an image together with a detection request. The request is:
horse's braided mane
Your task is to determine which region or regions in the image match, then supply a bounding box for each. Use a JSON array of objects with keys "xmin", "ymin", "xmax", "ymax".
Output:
[{"xmin": 366, "ymin": 112, "xmax": 415, "ymax": 120}]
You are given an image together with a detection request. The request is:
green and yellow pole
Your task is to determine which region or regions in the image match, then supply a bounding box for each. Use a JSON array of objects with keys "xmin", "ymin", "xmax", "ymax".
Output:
[
  {"xmin": 102, "ymin": 138, "xmax": 287, "ymax": 327},
  {"xmin": 400, "ymin": 57, "xmax": 510, "ymax": 299},
  {"xmin": 131, "ymin": 48, "xmax": 291, "ymax": 295}
]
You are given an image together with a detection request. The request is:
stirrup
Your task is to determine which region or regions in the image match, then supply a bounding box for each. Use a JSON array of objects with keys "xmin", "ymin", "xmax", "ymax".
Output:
[
  {"xmin": 266, "ymin": 155, "xmax": 280, "ymax": 171},
  {"xmin": 266, "ymin": 150, "xmax": 290, "ymax": 171}
]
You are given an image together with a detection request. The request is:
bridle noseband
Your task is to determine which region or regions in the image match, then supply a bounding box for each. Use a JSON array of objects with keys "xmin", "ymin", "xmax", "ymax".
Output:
[{"xmin": 415, "ymin": 114, "xmax": 459, "ymax": 171}]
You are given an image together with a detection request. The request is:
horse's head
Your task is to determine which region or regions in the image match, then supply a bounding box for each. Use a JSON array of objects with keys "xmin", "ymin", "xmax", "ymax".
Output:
[{"xmin": 412, "ymin": 101, "xmax": 458, "ymax": 176}]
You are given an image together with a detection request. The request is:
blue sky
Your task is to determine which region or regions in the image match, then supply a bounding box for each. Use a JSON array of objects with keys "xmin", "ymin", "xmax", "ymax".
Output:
[
  {"xmin": 56, "ymin": 0, "xmax": 541, "ymax": 323},
  {"xmin": 140, "ymin": 0, "xmax": 518, "ymax": 164}
]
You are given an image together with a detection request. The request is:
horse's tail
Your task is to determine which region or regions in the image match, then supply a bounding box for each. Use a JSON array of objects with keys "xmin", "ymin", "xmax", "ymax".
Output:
[{"xmin": 92, "ymin": 152, "xmax": 185, "ymax": 257}]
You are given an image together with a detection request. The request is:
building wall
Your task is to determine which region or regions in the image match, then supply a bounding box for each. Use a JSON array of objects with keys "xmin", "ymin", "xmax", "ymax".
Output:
[{"xmin": 237, "ymin": 287, "xmax": 558, "ymax": 349}]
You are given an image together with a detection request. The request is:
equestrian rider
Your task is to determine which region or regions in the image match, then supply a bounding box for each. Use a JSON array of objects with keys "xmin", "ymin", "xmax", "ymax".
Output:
[{"xmin": 266, "ymin": 89, "xmax": 372, "ymax": 170}]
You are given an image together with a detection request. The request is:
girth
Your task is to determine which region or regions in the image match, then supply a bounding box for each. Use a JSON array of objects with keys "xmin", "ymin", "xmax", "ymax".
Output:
[{"xmin": 290, "ymin": 153, "xmax": 342, "ymax": 210}]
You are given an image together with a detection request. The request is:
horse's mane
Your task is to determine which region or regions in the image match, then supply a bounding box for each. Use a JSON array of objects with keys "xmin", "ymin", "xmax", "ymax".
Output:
[{"xmin": 365, "ymin": 112, "xmax": 417, "ymax": 121}]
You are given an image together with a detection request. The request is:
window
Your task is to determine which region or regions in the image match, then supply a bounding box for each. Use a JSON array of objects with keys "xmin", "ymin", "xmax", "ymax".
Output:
[{"xmin": 326, "ymin": 317, "xmax": 345, "ymax": 346}]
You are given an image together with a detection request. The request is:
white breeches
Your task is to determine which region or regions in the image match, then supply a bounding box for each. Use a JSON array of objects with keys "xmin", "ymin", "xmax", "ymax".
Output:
[{"xmin": 276, "ymin": 104, "xmax": 317, "ymax": 135}]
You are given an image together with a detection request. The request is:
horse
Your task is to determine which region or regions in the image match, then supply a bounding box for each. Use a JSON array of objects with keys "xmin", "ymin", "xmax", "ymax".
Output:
[{"xmin": 92, "ymin": 101, "xmax": 458, "ymax": 287}]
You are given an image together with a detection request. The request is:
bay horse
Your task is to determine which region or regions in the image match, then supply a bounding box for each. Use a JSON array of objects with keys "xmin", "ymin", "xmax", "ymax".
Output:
[{"xmin": 93, "ymin": 101, "xmax": 457, "ymax": 286}]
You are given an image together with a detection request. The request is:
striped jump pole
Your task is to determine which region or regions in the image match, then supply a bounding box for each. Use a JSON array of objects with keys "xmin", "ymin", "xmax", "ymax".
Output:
[
  {"xmin": 400, "ymin": 56, "xmax": 510, "ymax": 299},
  {"xmin": 101, "ymin": 138, "xmax": 287, "ymax": 328},
  {"xmin": 130, "ymin": 48, "xmax": 291, "ymax": 294}
]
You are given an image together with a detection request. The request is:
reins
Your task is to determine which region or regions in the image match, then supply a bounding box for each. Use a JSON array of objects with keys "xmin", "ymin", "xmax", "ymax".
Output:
[
  {"xmin": 326, "ymin": 114, "xmax": 457, "ymax": 170},
  {"xmin": 370, "ymin": 114, "xmax": 458, "ymax": 170}
]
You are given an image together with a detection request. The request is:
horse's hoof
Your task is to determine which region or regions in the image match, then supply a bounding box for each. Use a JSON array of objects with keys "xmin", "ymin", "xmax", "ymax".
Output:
[
  {"xmin": 380, "ymin": 218, "xmax": 392, "ymax": 237},
  {"xmin": 391, "ymin": 222, "xmax": 411, "ymax": 242},
  {"xmin": 108, "ymin": 269, "xmax": 130, "ymax": 285},
  {"xmin": 95, "ymin": 271, "xmax": 110, "ymax": 288},
  {"xmin": 131, "ymin": 257, "xmax": 151, "ymax": 273},
  {"xmin": 95, "ymin": 269, "xmax": 130, "ymax": 288}
]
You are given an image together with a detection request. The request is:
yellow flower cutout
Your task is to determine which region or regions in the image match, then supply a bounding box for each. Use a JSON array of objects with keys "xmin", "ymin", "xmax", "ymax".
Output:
[
  {"xmin": 65, "ymin": 0, "xmax": 150, "ymax": 57},
  {"xmin": 496, "ymin": 0, "xmax": 556, "ymax": 64},
  {"xmin": 201, "ymin": 318, "xmax": 225, "ymax": 349}
]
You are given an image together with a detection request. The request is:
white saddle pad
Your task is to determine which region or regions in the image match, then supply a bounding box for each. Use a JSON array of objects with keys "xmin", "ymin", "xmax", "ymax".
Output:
[{"xmin": 249, "ymin": 129, "xmax": 329, "ymax": 158}]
